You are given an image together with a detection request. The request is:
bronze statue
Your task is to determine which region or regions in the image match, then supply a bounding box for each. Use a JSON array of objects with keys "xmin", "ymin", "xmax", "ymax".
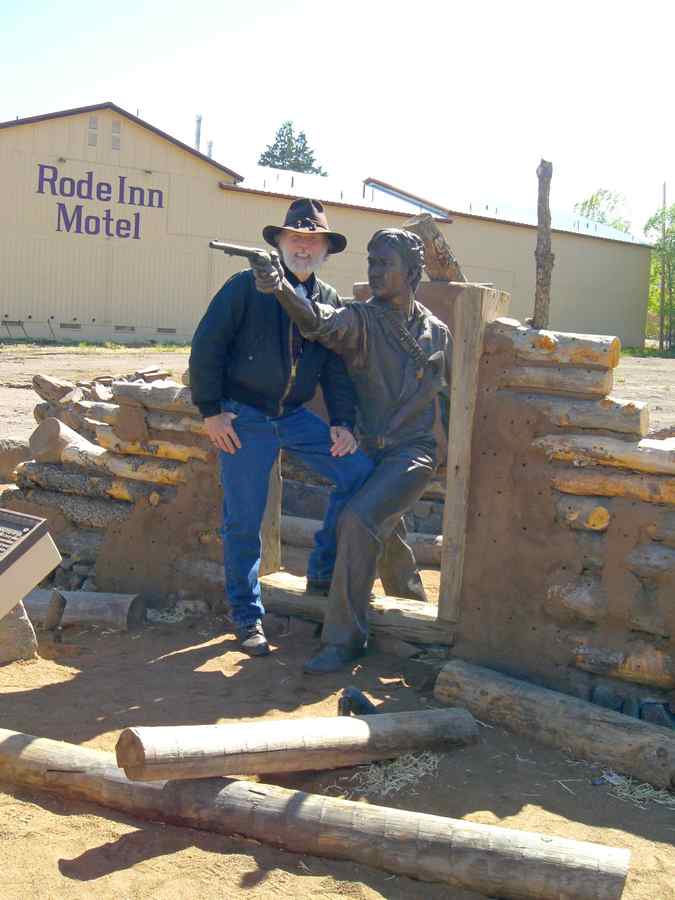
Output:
[{"xmin": 254, "ymin": 228, "xmax": 453, "ymax": 673}]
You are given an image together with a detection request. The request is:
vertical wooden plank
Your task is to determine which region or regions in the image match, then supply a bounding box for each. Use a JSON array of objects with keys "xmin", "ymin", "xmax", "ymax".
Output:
[
  {"xmin": 438, "ymin": 285, "xmax": 508, "ymax": 623},
  {"xmin": 260, "ymin": 455, "xmax": 282, "ymax": 576}
]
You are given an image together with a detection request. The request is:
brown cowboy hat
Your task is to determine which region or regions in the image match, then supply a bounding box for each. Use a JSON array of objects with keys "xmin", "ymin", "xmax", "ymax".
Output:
[{"xmin": 263, "ymin": 198, "xmax": 347, "ymax": 254}]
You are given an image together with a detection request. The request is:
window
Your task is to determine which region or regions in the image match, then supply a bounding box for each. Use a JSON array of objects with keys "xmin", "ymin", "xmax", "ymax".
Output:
[
  {"xmin": 60, "ymin": 322, "xmax": 82, "ymax": 330},
  {"xmin": 157, "ymin": 327, "xmax": 177, "ymax": 334},
  {"xmin": 87, "ymin": 130, "xmax": 97, "ymax": 147},
  {"xmin": 112, "ymin": 120, "xmax": 121, "ymax": 134},
  {"xmin": 112, "ymin": 134, "xmax": 120, "ymax": 150},
  {"xmin": 89, "ymin": 116, "xmax": 98, "ymax": 130},
  {"xmin": 115, "ymin": 325, "xmax": 135, "ymax": 333}
]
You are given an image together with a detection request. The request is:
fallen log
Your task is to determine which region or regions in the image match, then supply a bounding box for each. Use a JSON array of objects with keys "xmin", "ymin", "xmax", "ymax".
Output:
[
  {"xmin": 545, "ymin": 575, "xmax": 608, "ymax": 623},
  {"xmin": 111, "ymin": 380, "xmax": 199, "ymax": 415},
  {"xmin": 552, "ymin": 467, "xmax": 675, "ymax": 506},
  {"xmin": 260, "ymin": 571, "xmax": 453, "ymax": 645},
  {"xmin": 32, "ymin": 374, "xmax": 76, "ymax": 403},
  {"xmin": 504, "ymin": 391, "xmax": 649, "ymax": 437},
  {"xmin": 434, "ymin": 659, "xmax": 675, "ymax": 789},
  {"xmin": 574, "ymin": 642, "xmax": 674, "ymax": 690},
  {"xmin": 92, "ymin": 423, "xmax": 209, "ymax": 462},
  {"xmin": 535, "ymin": 434, "xmax": 675, "ymax": 476},
  {"xmin": 30, "ymin": 419, "xmax": 187, "ymax": 485},
  {"xmin": 15, "ymin": 461, "xmax": 174, "ymax": 504},
  {"xmin": 554, "ymin": 494, "xmax": 610, "ymax": 531},
  {"xmin": 4, "ymin": 486, "xmax": 131, "ymax": 529},
  {"xmin": 281, "ymin": 514, "xmax": 442, "ymax": 566},
  {"xmin": 0, "ymin": 728, "xmax": 630, "ymax": 900},
  {"xmin": 116, "ymin": 709, "xmax": 478, "ymax": 781},
  {"xmin": 499, "ymin": 365, "xmax": 613, "ymax": 397},
  {"xmin": 486, "ymin": 319, "xmax": 621, "ymax": 368}
]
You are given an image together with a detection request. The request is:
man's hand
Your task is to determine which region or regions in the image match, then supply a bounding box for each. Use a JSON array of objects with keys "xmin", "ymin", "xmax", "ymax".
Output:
[
  {"xmin": 330, "ymin": 425, "xmax": 358, "ymax": 457},
  {"xmin": 252, "ymin": 254, "xmax": 284, "ymax": 294},
  {"xmin": 204, "ymin": 411, "xmax": 241, "ymax": 454}
]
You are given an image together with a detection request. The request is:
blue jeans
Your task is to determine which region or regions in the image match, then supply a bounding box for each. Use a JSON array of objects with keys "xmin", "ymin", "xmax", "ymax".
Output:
[{"xmin": 218, "ymin": 401, "xmax": 373, "ymax": 628}]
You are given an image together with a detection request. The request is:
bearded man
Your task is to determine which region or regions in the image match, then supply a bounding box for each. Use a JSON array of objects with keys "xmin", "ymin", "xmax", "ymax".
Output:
[
  {"xmin": 189, "ymin": 199, "xmax": 372, "ymax": 656},
  {"xmin": 254, "ymin": 228, "xmax": 453, "ymax": 673}
]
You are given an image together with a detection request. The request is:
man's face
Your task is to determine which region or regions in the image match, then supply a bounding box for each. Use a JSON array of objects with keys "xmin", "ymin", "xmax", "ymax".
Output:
[
  {"xmin": 368, "ymin": 239, "xmax": 409, "ymax": 301},
  {"xmin": 278, "ymin": 231, "xmax": 329, "ymax": 277}
]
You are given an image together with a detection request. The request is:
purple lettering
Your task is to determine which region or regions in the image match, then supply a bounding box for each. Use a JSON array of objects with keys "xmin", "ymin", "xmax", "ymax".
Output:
[
  {"xmin": 118, "ymin": 175, "xmax": 126, "ymax": 203},
  {"xmin": 132, "ymin": 211, "xmax": 141, "ymax": 239},
  {"xmin": 102, "ymin": 208, "xmax": 115, "ymax": 237},
  {"xmin": 59, "ymin": 176, "xmax": 75, "ymax": 197},
  {"xmin": 128, "ymin": 185, "xmax": 145, "ymax": 206},
  {"xmin": 84, "ymin": 215, "xmax": 100, "ymax": 235},
  {"xmin": 116, "ymin": 218, "xmax": 131, "ymax": 238},
  {"xmin": 56, "ymin": 202, "xmax": 82, "ymax": 233},
  {"xmin": 76, "ymin": 171, "xmax": 94, "ymax": 200},
  {"xmin": 96, "ymin": 181, "xmax": 112, "ymax": 201},
  {"xmin": 147, "ymin": 188, "xmax": 164, "ymax": 209},
  {"xmin": 37, "ymin": 164, "xmax": 58, "ymax": 195}
]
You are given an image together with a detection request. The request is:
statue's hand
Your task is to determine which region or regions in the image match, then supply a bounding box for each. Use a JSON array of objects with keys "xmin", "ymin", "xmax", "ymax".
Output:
[{"xmin": 252, "ymin": 252, "xmax": 284, "ymax": 294}]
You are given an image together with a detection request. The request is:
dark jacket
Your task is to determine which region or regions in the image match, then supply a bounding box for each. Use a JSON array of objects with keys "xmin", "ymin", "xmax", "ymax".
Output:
[{"xmin": 189, "ymin": 269, "xmax": 357, "ymax": 426}]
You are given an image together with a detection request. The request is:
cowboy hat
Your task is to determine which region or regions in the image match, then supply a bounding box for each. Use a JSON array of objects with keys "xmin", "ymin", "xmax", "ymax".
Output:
[{"xmin": 263, "ymin": 198, "xmax": 347, "ymax": 254}]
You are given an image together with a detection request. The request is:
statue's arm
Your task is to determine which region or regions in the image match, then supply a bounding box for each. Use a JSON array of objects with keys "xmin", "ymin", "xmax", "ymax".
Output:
[{"xmin": 275, "ymin": 281, "xmax": 364, "ymax": 355}]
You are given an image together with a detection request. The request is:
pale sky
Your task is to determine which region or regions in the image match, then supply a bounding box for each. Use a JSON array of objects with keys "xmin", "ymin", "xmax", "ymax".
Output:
[{"xmin": 3, "ymin": 0, "xmax": 672, "ymax": 239}]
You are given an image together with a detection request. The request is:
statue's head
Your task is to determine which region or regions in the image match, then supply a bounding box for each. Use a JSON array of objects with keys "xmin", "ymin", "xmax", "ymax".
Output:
[{"xmin": 366, "ymin": 229, "xmax": 424, "ymax": 302}]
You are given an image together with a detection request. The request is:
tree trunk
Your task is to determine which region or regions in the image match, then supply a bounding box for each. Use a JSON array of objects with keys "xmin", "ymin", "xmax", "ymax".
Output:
[
  {"xmin": 73, "ymin": 400, "xmax": 120, "ymax": 424},
  {"xmin": 92, "ymin": 423, "xmax": 209, "ymax": 462},
  {"xmin": 535, "ymin": 433, "xmax": 675, "ymax": 476},
  {"xmin": 16, "ymin": 461, "xmax": 175, "ymax": 504},
  {"xmin": 532, "ymin": 159, "xmax": 554, "ymax": 329},
  {"xmin": 502, "ymin": 391, "xmax": 648, "ymax": 437},
  {"xmin": 402, "ymin": 213, "xmax": 466, "ymax": 282},
  {"xmin": 4, "ymin": 486, "xmax": 132, "ymax": 529},
  {"xmin": 0, "ymin": 728, "xmax": 630, "ymax": 900},
  {"xmin": 499, "ymin": 366, "xmax": 613, "ymax": 397},
  {"xmin": 111, "ymin": 381, "xmax": 199, "ymax": 415},
  {"xmin": 434, "ymin": 659, "xmax": 675, "ymax": 788},
  {"xmin": 116, "ymin": 709, "xmax": 478, "ymax": 781},
  {"xmin": 485, "ymin": 319, "xmax": 620, "ymax": 368},
  {"xmin": 32, "ymin": 374, "xmax": 76, "ymax": 404},
  {"xmin": 552, "ymin": 467, "xmax": 675, "ymax": 506},
  {"xmin": 260, "ymin": 571, "xmax": 453, "ymax": 646},
  {"xmin": 146, "ymin": 411, "xmax": 206, "ymax": 435}
]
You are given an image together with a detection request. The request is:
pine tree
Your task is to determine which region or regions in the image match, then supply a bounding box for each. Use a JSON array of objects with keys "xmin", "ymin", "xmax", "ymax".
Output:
[{"xmin": 258, "ymin": 121, "xmax": 327, "ymax": 176}]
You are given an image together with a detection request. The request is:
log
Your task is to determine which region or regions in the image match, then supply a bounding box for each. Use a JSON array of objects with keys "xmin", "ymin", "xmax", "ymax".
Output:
[
  {"xmin": 552, "ymin": 467, "xmax": 675, "ymax": 506},
  {"xmin": 29, "ymin": 419, "xmax": 187, "ymax": 485},
  {"xmin": 499, "ymin": 365, "xmax": 613, "ymax": 397},
  {"xmin": 52, "ymin": 589, "xmax": 146, "ymax": 630},
  {"xmin": 402, "ymin": 213, "xmax": 466, "ymax": 282},
  {"xmin": 33, "ymin": 400, "xmax": 88, "ymax": 433},
  {"xmin": 486, "ymin": 319, "xmax": 621, "ymax": 368},
  {"xmin": 111, "ymin": 380, "xmax": 199, "ymax": 415},
  {"xmin": 574, "ymin": 642, "xmax": 674, "ymax": 690},
  {"xmin": 501, "ymin": 391, "xmax": 649, "ymax": 437},
  {"xmin": 532, "ymin": 159, "xmax": 554, "ymax": 330},
  {"xmin": 434, "ymin": 659, "xmax": 675, "ymax": 789},
  {"xmin": 535, "ymin": 434, "xmax": 675, "ymax": 476},
  {"xmin": 554, "ymin": 494, "xmax": 610, "ymax": 531},
  {"xmin": 73, "ymin": 400, "xmax": 120, "ymax": 424},
  {"xmin": 260, "ymin": 571, "xmax": 453, "ymax": 646},
  {"xmin": 545, "ymin": 575, "xmax": 608, "ymax": 623},
  {"xmin": 116, "ymin": 709, "xmax": 478, "ymax": 781},
  {"xmin": 146, "ymin": 411, "xmax": 206, "ymax": 435},
  {"xmin": 439, "ymin": 285, "xmax": 508, "ymax": 622},
  {"xmin": 281, "ymin": 514, "xmax": 443, "ymax": 566},
  {"xmin": 32, "ymin": 374, "xmax": 76, "ymax": 403},
  {"xmin": 0, "ymin": 728, "xmax": 630, "ymax": 900},
  {"xmin": 22, "ymin": 589, "xmax": 65, "ymax": 629},
  {"xmin": 4, "ymin": 486, "xmax": 131, "ymax": 529},
  {"xmin": 15, "ymin": 461, "xmax": 175, "ymax": 504},
  {"xmin": 92, "ymin": 423, "xmax": 209, "ymax": 462}
]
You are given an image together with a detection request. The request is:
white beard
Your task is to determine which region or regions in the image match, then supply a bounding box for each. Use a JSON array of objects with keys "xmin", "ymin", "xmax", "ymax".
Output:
[{"xmin": 281, "ymin": 246, "xmax": 328, "ymax": 277}]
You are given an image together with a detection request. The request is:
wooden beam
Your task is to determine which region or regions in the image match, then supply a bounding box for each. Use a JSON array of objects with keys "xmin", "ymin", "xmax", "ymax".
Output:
[
  {"xmin": 0, "ymin": 728, "xmax": 631, "ymax": 900},
  {"xmin": 434, "ymin": 659, "xmax": 675, "ymax": 789},
  {"xmin": 111, "ymin": 380, "xmax": 199, "ymax": 415},
  {"xmin": 485, "ymin": 319, "xmax": 621, "ymax": 368},
  {"xmin": 535, "ymin": 434, "xmax": 675, "ymax": 476},
  {"xmin": 574, "ymin": 642, "xmax": 674, "ymax": 690},
  {"xmin": 259, "ymin": 571, "xmax": 453, "ymax": 645},
  {"xmin": 116, "ymin": 709, "xmax": 478, "ymax": 780},
  {"xmin": 438, "ymin": 284, "xmax": 508, "ymax": 623},
  {"xmin": 499, "ymin": 365, "xmax": 613, "ymax": 397},
  {"xmin": 260, "ymin": 458, "xmax": 282, "ymax": 576},
  {"xmin": 3, "ymin": 486, "xmax": 131, "ymax": 529},
  {"xmin": 16, "ymin": 461, "xmax": 174, "ymax": 504},
  {"xmin": 552, "ymin": 467, "xmax": 675, "ymax": 506},
  {"xmin": 501, "ymin": 391, "xmax": 649, "ymax": 437}
]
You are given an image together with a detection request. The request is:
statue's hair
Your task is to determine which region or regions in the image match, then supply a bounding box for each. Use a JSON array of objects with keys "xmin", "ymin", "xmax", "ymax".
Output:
[{"xmin": 367, "ymin": 228, "xmax": 425, "ymax": 293}]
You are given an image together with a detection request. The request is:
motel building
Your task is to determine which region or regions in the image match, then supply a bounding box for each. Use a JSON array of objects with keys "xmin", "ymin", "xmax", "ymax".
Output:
[{"xmin": 0, "ymin": 102, "xmax": 651, "ymax": 345}]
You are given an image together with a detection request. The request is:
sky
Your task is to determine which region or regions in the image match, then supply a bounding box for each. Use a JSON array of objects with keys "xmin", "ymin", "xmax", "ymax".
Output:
[{"xmin": 2, "ymin": 0, "xmax": 673, "ymax": 239}]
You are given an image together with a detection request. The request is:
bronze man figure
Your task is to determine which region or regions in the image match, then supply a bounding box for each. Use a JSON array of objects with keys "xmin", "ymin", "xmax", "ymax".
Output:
[{"xmin": 255, "ymin": 228, "xmax": 452, "ymax": 673}]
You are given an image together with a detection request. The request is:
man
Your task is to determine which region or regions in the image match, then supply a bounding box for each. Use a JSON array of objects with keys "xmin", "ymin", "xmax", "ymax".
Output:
[
  {"xmin": 254, "ymin": 228, "xmax": 453, "ymax": 673},
  {"xmin": 189, "ymin": 198, "xmax": 372, "ymax": 657}
]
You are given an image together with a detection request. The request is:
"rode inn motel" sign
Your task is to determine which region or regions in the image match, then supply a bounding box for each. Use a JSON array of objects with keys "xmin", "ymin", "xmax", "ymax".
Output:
[{"xmin": 36, "ymin": 163, "xmax": 164, "ymax": 239}]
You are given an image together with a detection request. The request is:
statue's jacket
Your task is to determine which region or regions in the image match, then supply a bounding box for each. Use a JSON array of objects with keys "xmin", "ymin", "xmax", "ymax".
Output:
[{"xmin": 189, "ymin": 269, "xmax": 357, "ymax": 426}]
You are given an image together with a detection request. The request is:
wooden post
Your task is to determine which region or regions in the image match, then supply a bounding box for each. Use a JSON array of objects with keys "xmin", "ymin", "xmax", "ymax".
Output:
[
  {"xmin": 0, "ymin": 728, "xmax": 630, "ymax": 900},
  {"xmin": 260, "ymin": 456, "xmax": 282, "ymax": 576},
  {"xmin": 533, "ymin": 159, "xmax": 554, "ymax": 329},
  {"xmin": 438, "ymin": 284, "xmax": 509, "ymax": 623}
]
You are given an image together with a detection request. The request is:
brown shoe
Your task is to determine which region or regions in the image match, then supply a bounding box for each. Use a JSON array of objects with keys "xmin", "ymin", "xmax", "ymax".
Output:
[{"xmin": 236, "ymin": 620, "xmax": 270, "ymax": 656}]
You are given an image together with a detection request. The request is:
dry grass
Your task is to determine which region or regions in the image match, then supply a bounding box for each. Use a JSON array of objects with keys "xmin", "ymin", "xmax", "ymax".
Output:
[{"xmin": 326, "ymin": 752, "xmax": 441, "ymax": 800}]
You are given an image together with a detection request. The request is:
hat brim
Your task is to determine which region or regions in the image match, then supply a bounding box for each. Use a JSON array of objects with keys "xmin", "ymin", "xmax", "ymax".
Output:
[{"xmin": 263, "ymin": 224, "xmax": 347, "ymax": 255}]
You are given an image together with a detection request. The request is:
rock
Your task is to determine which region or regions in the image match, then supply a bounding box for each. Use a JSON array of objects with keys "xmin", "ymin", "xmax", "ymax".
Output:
[
  {"xmin": 73, "ymin": 563, "xmax": 93, "ymax": 576},
  {"xmin": 0, "ymin": 438, "xmax": 30, "ymax": 481},
  {"xmin": 591, "ymin": 684, "xmax": 623, "ymax": 712},
  {"xmin": 640, "ymin": 702, "xmax": 673, "ymax": 729},
  {"xmin": 53, "ymin": 567, "xmax": 74, "ymax": 588},
  {"xmin": 81, "ymin": 577, "xmax": 97, "ymax": 592},
  {"xmin": 0, "ymin": 601, "xmax": 39, "ymax": 664},
  {"xmin": 175, "ymin": 597, "xmax": 210, "ymax": 617}
]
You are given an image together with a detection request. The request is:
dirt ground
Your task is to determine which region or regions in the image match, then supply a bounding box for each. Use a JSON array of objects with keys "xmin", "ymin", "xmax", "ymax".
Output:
[
  {"xmin": 2, "ymin": 343, "xmax": 675, "ymax": 441},
  {"xmin": 0, "ymin": 548, "xmax": 673, "ymax": 900}
]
